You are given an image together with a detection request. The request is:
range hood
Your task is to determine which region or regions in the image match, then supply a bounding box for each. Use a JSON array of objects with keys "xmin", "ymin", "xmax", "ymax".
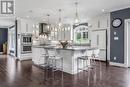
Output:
[{"xmin": 39, "ymin": 23, "xmax": 50, "ymax": 36}]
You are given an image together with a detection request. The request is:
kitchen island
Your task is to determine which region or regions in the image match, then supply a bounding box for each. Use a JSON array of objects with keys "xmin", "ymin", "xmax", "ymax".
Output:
[{"xmin": 32, "ymin": 45, "xmax": 92, "ymax": 74}]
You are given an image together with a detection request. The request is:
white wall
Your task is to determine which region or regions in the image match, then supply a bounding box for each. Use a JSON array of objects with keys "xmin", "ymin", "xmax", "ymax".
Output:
[
  {"xmin": 8, "ymin": 26, "xmax": 16, "ymax": 56},
  {"xmin": 0, "ymin": 17, "xmax": 15, "ymax": 28}
]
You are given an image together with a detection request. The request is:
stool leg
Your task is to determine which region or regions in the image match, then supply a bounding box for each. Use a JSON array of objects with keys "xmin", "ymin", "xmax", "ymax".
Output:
[
  {"xmin": 61, "ymin": 58, "xmax": 63, "ymax": 83},
  {"xmin": 61, "ymin": 58, "xmax": 63, "ymax": 71},
  {"xmin": 52, "ymin": 59, "xmax": 55, "ymax": 79},
  {"xmin": 83, "ymin": 59, "xmax": 85, "ymax": 70},
  {"xmin": 77, "ymin": 58, "xmax": 79, "ymax": 73}
]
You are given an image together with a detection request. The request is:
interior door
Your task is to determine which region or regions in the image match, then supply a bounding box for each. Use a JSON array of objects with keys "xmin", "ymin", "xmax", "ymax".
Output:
[
  {"xmin": 128, "ymin": 22, "xmax": 130, "ymax": 67},
  {"xmin": 125, "ymin": 19, "xmax": 130, "ymax": 67},
  {"xmin": 91, "ymin": 30, "xmax": 106, "ymax": 60}
]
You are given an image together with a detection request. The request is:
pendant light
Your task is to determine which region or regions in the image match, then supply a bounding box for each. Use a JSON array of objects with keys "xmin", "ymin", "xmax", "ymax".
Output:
[
  {"xmin": 47, "ymin": 14, "xmax": 50, "ymax": 31},
  {"xmin": 74, "ymin": 2, "xmax": 80, "ymax": 24},
  {"xmin": 58, "ymin": 9, "xmax": 62, "ymax": 27}
]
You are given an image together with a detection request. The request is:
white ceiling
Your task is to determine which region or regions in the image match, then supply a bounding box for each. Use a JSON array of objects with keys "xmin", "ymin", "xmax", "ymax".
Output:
[{"xmin": 14, "ymin": 0, "xmax": 130, "ymax": 24}]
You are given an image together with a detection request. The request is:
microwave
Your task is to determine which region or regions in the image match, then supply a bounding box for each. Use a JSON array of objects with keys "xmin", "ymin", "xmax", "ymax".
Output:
[{"xmin": 21, "ymin": 34, "xmax": 32, "ymax": 44}]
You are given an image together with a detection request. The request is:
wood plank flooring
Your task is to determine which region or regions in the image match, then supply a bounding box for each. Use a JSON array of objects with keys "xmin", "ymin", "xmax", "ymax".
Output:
[{"xmin": 0, "ymin": 55, "xmax": 130, "ymax": 87}]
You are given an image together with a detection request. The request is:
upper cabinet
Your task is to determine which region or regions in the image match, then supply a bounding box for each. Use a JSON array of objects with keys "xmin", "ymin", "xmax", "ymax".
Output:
[
  {"xmin": 17, "ymin": 19, "xmax": 36, "ymax": 34},
  {"xmin": 89, "ymin": 13, "xmax": 110, "ymax": 30}
]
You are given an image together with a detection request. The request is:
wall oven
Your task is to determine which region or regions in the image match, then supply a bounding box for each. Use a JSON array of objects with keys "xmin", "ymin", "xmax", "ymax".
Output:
[
  {"xmin": 21, "ymin": 34, "xmax": 32, "ymax": 44},
  {"xmin": 21, "ymin": 45, "xmax": 32, "ymax": 54},
  {"xmin": 21, "ymin": 34, "xmax": 32, "ymax": 54}
]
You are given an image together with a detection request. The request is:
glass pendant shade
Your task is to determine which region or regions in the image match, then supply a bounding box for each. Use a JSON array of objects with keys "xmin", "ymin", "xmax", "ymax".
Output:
[{"xmin": 74, "ymin": 2, "xmax": 80, "ymax": 24}]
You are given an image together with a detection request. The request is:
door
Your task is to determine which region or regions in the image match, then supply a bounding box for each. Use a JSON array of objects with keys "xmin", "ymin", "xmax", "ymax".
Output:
[
  {"xmin": 91, "ymin": 30, "xmax": 107, "ymax": 61},
  {"xmin": 128, "ymin": 22, "xmax": 130, "ymax": 67},
  {"xmin": 0, "ymin": 28, "xmax": 8, "ymax": 52},
  {"xmin": 125, "ymin": 19, "xmax": 130, "ymax": 67}
]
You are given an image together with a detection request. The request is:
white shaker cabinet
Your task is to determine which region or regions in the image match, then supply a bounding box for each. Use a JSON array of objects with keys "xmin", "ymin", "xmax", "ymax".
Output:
[
  {"xmin": 17, "ymin": 19, "xmax": 35, "ymax": 34},
  {"xmin": 91, "ymin": 30, "xmax": 107, "ymax": 61},
  {"xmin": 89, "ymin": 13, "xmax": 110, "ymax": 30}
]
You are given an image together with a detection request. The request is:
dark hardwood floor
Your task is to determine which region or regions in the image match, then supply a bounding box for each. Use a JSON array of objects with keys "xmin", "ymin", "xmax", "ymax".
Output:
[{"xmin": 0, "ymin": 55, "xmax": 130, "ymax": 87}]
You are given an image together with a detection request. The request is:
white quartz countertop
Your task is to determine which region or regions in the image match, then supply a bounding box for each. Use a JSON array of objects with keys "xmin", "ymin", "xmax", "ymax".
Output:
[{"xmin": 32, "ymin": 45, "xmax": 95, "ymax": 51}]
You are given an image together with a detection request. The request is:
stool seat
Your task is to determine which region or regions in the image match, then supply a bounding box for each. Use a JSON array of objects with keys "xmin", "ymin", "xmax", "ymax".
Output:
[
  {"xmin": 78, "ymin": 56, "xmax": 88, "ymax": 60},
  {"xmin": 47, "ymin": 49, "xmax": 63, "ymax": 72},
  {"xmin": 77, "ymin": 49, "xmax": 93, "ymax": 72},
  {"xmin": 49, "ymin": 56, "xmax": 63, "ymax": 60}
]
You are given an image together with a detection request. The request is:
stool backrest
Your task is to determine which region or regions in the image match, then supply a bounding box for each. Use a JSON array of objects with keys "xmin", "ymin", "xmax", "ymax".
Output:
[
  {"xmin": 47, "ymin": 49, "xmax": 56, "ymax": 57},
  {"xmin": 84, "ymin": 49, "xmax": 93, "ymax": 57},
  {"xmin": 41, "ymin": 49, "xmax": 47, "ymax": 54},
  {"xmin": 93, "ymin": 49, "xmax": 100, "ymax": 57}
]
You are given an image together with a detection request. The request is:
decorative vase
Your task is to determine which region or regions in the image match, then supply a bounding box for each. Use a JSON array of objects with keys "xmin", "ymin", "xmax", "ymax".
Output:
[{"xmin": 59, "ymin": 40, "xmax": 68, "ymax": 49}]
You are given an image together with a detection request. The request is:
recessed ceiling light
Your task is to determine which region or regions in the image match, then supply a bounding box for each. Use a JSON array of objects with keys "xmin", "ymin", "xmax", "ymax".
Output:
[
  {"xmin": 29, "ymin": 10, "xmax": 33, "ymax": 13},
  {"xmin": 26, "ymin": 16, "xmax": 30, "ymax": 18},
  {"xmin": 102, "ymin": 9, "xmax": 105, "ymax": 12},
  {"xmin": 42, "ymin": 19, "xmax": 46, "ymax": 21}
]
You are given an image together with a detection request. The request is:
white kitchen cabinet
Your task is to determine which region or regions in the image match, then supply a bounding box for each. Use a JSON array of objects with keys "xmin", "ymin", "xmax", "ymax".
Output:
[
  {"xmin": 17, "ymin": 19, "xmax": 35, "ymax": 34},
  {"xmin": 56, "ymin": 30, "xmax": 71, "ymax": 40},
  {"xmin": 88, "ymin": 13, "xmax": 110, "ymax": 60},
  {"xmin": 91, "ymin": 30, "xmax": 107, "ymax": 61},
  {"xmin": 89, "ymin": 13, "xmax": 110, "ymax": 30}
]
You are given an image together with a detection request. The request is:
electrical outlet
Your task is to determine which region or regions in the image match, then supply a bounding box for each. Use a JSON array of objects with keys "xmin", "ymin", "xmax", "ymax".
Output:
[{"xmin": 114, "ymin": 57, "xmax": 116, "ymax": 60}]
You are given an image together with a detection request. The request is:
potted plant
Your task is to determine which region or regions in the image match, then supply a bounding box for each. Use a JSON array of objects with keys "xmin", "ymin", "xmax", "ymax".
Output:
[{"xmin": 3, "ymin": 42, "xmax": 7, "ymax": 54}]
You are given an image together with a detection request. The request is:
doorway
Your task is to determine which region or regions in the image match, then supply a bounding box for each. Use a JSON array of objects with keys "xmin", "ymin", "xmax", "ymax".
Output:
[
  {"xmin": 0, "ymin": 28, "xmax": 8, "ymax": 54},
  {"xmin": 125, "ymin": 19, "xmax": 130, "ymax": 67}
]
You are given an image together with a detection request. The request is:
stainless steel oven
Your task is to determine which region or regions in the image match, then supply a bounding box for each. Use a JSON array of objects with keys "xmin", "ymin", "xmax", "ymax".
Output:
[
  {"xmin": 21, "ymin": 34, "xmax": 32, "ymax": 54},
  {"xmin": 21, "ymin": 45, "xmax": 32, "ymax": 54},
  {"xmin": 21, "ymin": 34, "xmax": 32, "ymax": 44}
]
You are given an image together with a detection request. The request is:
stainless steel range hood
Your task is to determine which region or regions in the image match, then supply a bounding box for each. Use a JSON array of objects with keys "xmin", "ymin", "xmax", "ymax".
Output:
[{"xmin": 39, "ymin": 23, "xmax": 50, "ymax": 36}]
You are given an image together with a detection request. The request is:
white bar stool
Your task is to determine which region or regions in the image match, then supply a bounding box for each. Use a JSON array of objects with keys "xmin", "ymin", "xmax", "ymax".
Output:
[
  {"xmin": 92, "ymin": 48, "xmax": 100, "ymax": 64},
  {"xmin": 47, "ymin": 48, "xmax": 63, "ymax": 72},
  {"xmin": 38, "ymin": 49, "xmax": 48, "ymax": 67},
  {"xmin": 77, "ymin": 49, "xmax": 93, "ymax": 72}
]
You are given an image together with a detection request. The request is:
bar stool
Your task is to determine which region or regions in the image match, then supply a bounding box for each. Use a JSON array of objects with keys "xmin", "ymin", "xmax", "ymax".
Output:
[
  {"xmin": 92, "ymin": 48, "xmax": 100, "ymax": 65},
  {"xmin": 47, "ymin": 48, "xmax": 63, "ymax": 72},
  {"xmin": 38, "ymin": 49, "xmax": 48, "ymax": 67},
  {"xmin": 77, "ymin": 49, "xmax": 93, "ymax": 72}
]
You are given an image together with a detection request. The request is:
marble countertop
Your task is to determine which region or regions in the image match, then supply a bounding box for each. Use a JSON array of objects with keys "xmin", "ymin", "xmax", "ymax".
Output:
[{"xmin": 32, "ymin": 45, "xmax": 95, "ymax": 51}]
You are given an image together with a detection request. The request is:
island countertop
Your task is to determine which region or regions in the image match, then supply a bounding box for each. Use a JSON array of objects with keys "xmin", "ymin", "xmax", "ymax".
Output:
[{"xmin": 32, "ymin": 45, "xmax": 94, "ymax": 51}]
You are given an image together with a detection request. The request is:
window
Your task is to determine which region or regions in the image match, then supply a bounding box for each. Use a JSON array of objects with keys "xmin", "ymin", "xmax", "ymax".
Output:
[
  {"xmin": 76, "ymin": 33, "xmax": 81, "ymax": 40},
  {"xmin": 83, "ymin": 32, "xmax": 88, "ymax": 39}
]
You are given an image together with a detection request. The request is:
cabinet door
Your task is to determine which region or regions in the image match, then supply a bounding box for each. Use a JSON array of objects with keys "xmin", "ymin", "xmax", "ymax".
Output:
[
  {"xmin": 100, "ymin": 18, "xmax": 108, "ymax": 29},
  {"xmin": 91, "ymin": 30, "xmax": 106, "ymax": 60},
  {"xmin": 20, "ymin": 21, "xmax": 26, "ymax": 33},
  {"xmin": 27, "ymin": 21, "xmax": 33, "ymax": 34},
  {"xmin": 91, "ymin": 30, "xmax": 106, "ymax": 49}
]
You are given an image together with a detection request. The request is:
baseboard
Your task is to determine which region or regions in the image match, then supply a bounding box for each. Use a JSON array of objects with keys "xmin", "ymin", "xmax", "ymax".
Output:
[
  {"xmin": 18, "ymin": 57, "xmax": 32, "ymax": 61},
  {"xmin": 0, "ymin": 52, "xmax": 3, "ymax": 55},
  {"xmin": 109, "ymin": 62, "xmax": 128, "ymax": 67}
]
